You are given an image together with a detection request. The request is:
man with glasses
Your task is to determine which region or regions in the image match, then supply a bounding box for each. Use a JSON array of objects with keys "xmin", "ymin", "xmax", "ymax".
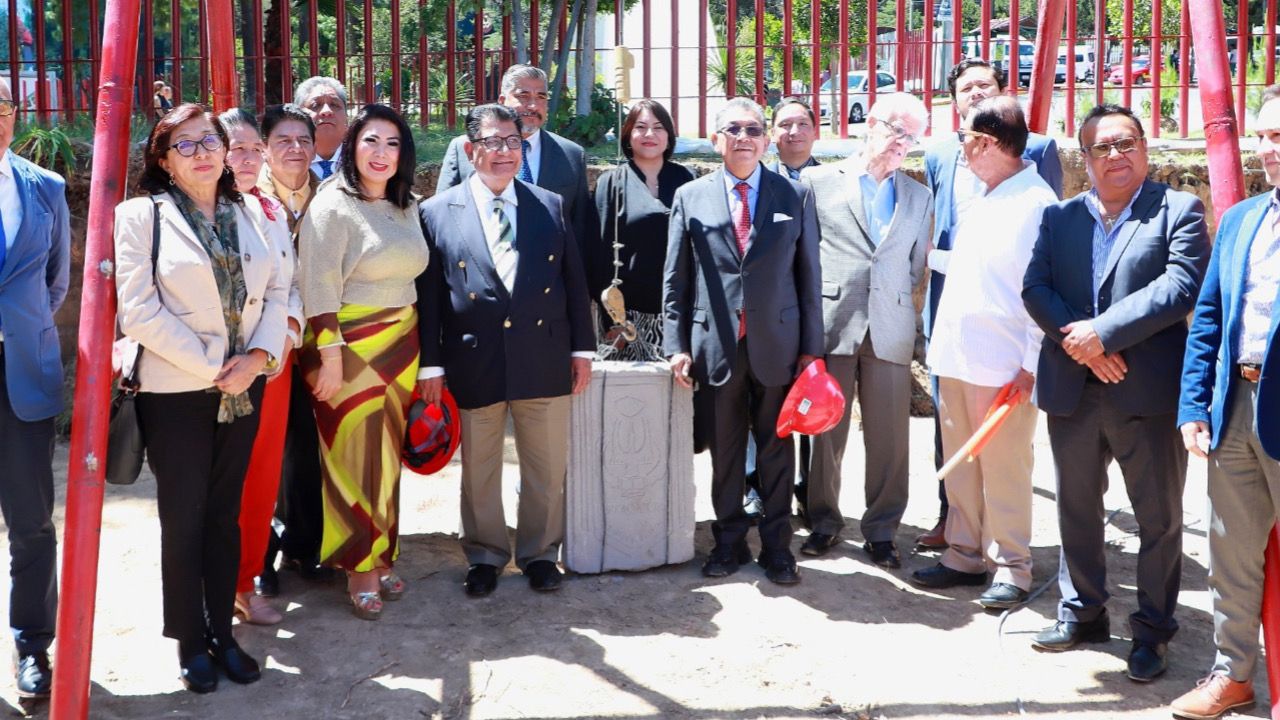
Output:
[
  {"xmin": 909, "ymin": 97, "xmax": 1052, "ymax": 609},
  {"xmin": 416, "ymin": 104, "xmax": 594, "ymax": 597},
  {"xmin": 1169, "ymin": 84, "xmax": 1280, "ymax": 720},
  {"xmin": 437, "ymin": 64, "xmax": 593, "ymax": 249},
  {"xmin": 797, "ymin": 93, "xmax": 931, "ymax": 567},
  {"xmin": 663, "ymin": 97, "xmax": 822, "ymax": 585},
  {"xmin": 917, "ymin": 58, "xmax": 1064, "ymax": 551},
  {"xmin": 0, "ymin": 77, "xmax": 70, "ymax": 699},
  {"xmin": 294, "ymin": 76, "xmax": 348, "ymax": 180},
  {"xmin": 1023, "ymin": 104, "xmax": 1209, "ymax": 682}
]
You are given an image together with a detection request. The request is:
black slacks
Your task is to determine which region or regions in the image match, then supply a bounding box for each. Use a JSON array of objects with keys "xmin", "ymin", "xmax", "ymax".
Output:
[
  {"xmin": 0, "ymin": 354, "xmax": 57, "ymax": 657},
  {"xmin": 276, "ymin": 368, "xmax": 323, "ymax": 562},
  {"xmin": 707, "ymin": 338, "xmax": 794, "ymax": 554},
  {"xmin": 138, "ymin": 379, "xmax": 263, "ymax": 652}
]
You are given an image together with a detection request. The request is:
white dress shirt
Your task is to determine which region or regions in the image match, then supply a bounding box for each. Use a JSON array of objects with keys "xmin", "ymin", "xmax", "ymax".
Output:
[
  {"xmin": 1236, "ymin": 191, "xmax": 1280, "ymax": 365},
  {"xmin": 927, "ymin": 162, "xmax": 1055, "ymax": 387},
  {"xmin": 929, "ymin": 151, "xmax": 986, "ymax": 274},
  {"xmin": 0, "ymin": 150, "xmax": 23, "ymax": 342},
  {"xmin": 523, "ymin": 129, "xmax": 543, "ymax": 183}
]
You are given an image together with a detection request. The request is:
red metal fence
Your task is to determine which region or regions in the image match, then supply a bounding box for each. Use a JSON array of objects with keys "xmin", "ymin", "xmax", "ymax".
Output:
[{"xmin": 3, "ymin": 0, "xmax": 1276, "ymax": 139}]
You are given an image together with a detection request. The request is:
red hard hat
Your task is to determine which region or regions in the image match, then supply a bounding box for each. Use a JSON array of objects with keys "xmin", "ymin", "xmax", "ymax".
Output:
[
  {"xmin": 776, "ymin": 359, "xmax": 846, "ymax": 438},
  {"xmin": 402, "ymin": 387, "xmax": 461, "ymax": 475}
]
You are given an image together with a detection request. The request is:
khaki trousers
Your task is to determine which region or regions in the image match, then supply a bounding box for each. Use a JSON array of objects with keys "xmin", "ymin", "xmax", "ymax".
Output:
[
  {"xmin": 458, "ymin": 395, "xmax": 570, "ymax": 570},
  {"xmin": 938, "ymin": 377, "xmax": 1038, "ymax": 590}
]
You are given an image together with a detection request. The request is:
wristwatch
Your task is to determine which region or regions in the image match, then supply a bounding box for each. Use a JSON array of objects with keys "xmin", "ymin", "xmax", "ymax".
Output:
[{"xmin": 261, "ymin": 350, "xmax": 279, "ymax": 373}]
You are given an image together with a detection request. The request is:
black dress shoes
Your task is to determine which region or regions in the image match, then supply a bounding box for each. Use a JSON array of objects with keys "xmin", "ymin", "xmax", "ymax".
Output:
[
  {"xmin": 1127, "ymin": 641, "xmax": 1168, "ymax": 682},
  {"xmin": 910, "ymin": 562, "xmax": 987, "ymax": 588},
  {"xmin": 525, "ymin": 560, "xmax": 563, "ymax": 592},
  {"xmin": 800, "ymin": 532, "xmax": 840, "ymax": 557},
  {"xmin": 863, "ymin": 540, "xmax": 902, "ymax": 569},
  {"xmin": 465, "ymin": 564, "xmax": 499, "ymax": 597},
  {"xmin": 1031, "ymin": 612, "xmax": 1111, "ymax": 651},
  {"xmin": 256, "ymin": 564, "xmax": 279, "ymax": 598},
  {"xmin": 759, "ymin": 551, "xmax": 801, "ymax": 585},
  {"xmin": 179, "ymin": 652, "xmax": 218, "ymax": 694},
  {"xmin": 210, "ymin": 636, "xmax": 261, "ymax": 685},
  {"xmin": 15, "ymin": 652, "xmax": 51, "ymax": 698},
  {"xmin": 281, "ymin": 555, "xmax": 337, "ymax": 583},
  {"xmin": 702, "ymin": 542, "xmax": 752, "ymax": 578},
  {"xmin": 978, "ymin": 582, "xmax": 1029, "ymax": 610}
]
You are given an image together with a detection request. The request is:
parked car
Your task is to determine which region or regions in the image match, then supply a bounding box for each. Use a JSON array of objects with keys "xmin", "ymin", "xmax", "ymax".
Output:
[
  {"xmin": 1071, "ymin": 45, "xmax": 1097, "ymax": 82},
  {"xmin": 1108, "ymin": 55, "xmax": 1151, "ymax": 85},
  {"xmin": 816, "ymin": 71, "xmax": 896, "ymax": 124}
]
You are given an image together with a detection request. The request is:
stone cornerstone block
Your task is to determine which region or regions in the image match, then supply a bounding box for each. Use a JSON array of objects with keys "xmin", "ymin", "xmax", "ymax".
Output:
[{"xmin": 565, "ymin": 361, "xmax": 696, "ymax": 573}]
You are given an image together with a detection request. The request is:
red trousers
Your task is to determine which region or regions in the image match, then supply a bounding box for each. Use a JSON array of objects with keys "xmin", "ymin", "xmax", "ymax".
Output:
[{"xmin": 236, "ymin": 352, "xmax": 293, "ymax": 593}]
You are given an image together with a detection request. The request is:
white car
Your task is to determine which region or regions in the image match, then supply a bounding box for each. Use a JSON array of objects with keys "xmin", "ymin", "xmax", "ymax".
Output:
[{"xmin": 817, "ymin": 71, "xmax": 897, "ymax": 124}]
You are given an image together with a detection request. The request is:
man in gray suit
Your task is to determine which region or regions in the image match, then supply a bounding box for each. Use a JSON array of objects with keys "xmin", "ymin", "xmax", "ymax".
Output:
[
  {"xmin": 436, "ymin": 64, "xmax": 594, "ymax": 248},
  {"xmin": 798, "ymin": 93, "xmax": 930, "ymax": 565},
  {"xmin": 664, "ymin": 97, "xmax": 823, "ymax": 585},
  {"xmin": 1023, "ymin": 104, "xmax": 1210, "ymax": 682}
]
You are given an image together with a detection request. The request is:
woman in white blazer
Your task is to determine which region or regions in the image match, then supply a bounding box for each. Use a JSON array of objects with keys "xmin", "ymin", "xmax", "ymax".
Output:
[{"xmin": 113, "ymin": 103, "xmax": 288, "ymax": 694}]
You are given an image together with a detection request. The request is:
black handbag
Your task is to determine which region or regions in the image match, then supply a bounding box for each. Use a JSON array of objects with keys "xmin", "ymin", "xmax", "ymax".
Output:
[{"xmin": 105, "ymin": 199, "xmax": 160, "ymax": 485}]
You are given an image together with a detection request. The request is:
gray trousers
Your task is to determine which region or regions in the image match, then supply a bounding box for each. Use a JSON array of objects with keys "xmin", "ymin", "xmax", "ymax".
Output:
[
  {"xmin": 458, "ymin": 396, "xmax": 570, "ymax": 570},
  {"xmin": 1048, "ymin": 382, "xmax": 1187, "ymax": 643},
  {"xmin": 0, "ymin": 358, "xmax": 57, "ymax": 657},
  {"xmin": 808, "ymin": 336, "xmax": 911, "ymax": 540},
  {"xmin": 1206, "ymin": 381, "xmax": 1280, "ymax": 680}
]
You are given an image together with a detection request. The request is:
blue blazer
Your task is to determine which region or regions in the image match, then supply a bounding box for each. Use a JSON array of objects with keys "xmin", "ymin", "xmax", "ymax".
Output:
[
  {"xmin": 1023, "ymin": 180, "xmax": 1210, "ymax": 417},
  {"xmin": 0, "ymin": 153, "xmax": 69, "ymax": 421},
  {"xmin": 1178, "ymin": 192, "xmax": 1280, "ymax": 459},
  {"xmin": 416, "ymin": 180, "xmax": 594, "ymax": 410},
  {"xmin": 923, "ymin": 133, "xmax": 1063, "ymax": 338}
]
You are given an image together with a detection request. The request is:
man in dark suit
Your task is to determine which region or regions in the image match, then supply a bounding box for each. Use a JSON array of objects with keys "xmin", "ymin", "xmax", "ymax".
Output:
[
  {"xmin": 917, "ymin": 58, "xmax": 1064, "ymax": 550},
  {"xmin": 1169, "ymin": 86, "xmax": 1280, "ymax": 720},
  {"xmin": 436, "ymin": 64, "xmax": 594, "ymax": 249},
  {"xmin": 767, "ymin": 97, "xmax": 821, "ymax": 180},
  {"xmin": 0, "ymin": 77, "xmax": 69, "ymax": 698},
  {"xmin": 664, "ymin": 97, "xmax": 823, "ymax": 585},
  {"xmin": 417, "ymin": 104, "xmax": 594, "ymax": 598},
  {"xmin": 1023, "ymin": 104, "xmax": 1209, "ymax": 682}
]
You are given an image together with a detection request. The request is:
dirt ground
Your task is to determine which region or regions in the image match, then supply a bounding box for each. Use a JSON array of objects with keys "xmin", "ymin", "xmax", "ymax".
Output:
[{"xmin": 0, "ymin": 415, "xmax": 1266, "ymax": 720}]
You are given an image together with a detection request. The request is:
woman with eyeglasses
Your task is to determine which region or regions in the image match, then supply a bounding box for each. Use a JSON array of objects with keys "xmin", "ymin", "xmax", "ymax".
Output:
[
  {"xmin": 296, "ymin": 104, "xmax": 428, "ymax": 621},
  {"xmin": 114, "ymin": 103, "xmax": 289, "ymax": 693},
  {"xmin": 590, "ymin": 99, "xmax": 693, "ymax": 360},
  {"xmin": 217, "ymin": 108, "xmax": 304, "ymax": 626}
]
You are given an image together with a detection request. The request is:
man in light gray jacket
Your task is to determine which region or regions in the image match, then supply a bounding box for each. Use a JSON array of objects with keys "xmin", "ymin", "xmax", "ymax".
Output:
[{"xmin": 798, "ymin": 93, "xmax": 931, "ymax": 566}]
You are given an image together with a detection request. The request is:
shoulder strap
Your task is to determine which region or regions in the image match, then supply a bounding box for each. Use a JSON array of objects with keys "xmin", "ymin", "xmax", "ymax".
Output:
[{"xmin": 124, "ymin": 198, "xmax": 162, "ymax": 388}]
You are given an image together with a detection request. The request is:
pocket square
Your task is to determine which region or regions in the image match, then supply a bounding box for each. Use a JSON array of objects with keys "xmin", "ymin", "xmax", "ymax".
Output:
[{"xmin": 772, "ymin": 212, "xmax": 793, "ymax": 222}]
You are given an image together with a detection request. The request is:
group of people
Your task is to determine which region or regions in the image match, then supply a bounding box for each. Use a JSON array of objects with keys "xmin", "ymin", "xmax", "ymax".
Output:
[{"xmin": 0, "ymin": 54, "xmax": 1273, "ymax": 720}]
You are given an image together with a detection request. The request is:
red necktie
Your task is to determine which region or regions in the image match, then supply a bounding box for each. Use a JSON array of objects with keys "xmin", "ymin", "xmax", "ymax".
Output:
[{"xmin": 734, "ymin": 181, "xmax": 751, "ymax": 338}]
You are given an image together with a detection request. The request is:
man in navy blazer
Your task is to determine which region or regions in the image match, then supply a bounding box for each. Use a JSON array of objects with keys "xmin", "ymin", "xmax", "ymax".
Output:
[
  {"xmin": 436, "ymin": 64, "xmax": 595, "ymax": 251},
  {"xmin": 916, "ymin": 58, "xmax": 1064, "ymax": 549},
  {"xmin": 664, "ymin": 97, "xmax": 823, "ymax": 585},
  {"xmin": 1023, "ymin": 104, "xmax": 1209, "ymax": 682},
  {"xmin": 0, "ymin": 77, "xmax": 69, "ymax": 698},
  {"xmin": 1169, "ymin": 87, "xmax": 1280, "ymax": 720},
  {"xmin": 417, "ymin": 104, "xmax": 593, "ymax": 598}
]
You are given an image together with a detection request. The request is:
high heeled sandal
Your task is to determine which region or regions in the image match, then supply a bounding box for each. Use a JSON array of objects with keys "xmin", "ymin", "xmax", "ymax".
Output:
[
  {"xmin": 234, "ymin": 593, "xmax": 283, "ymax": 625},
  {"xmin": 350, "ymin": 591, "xmax": 383, "ymax": 621},
  {"xmin": 379, "ymin": 572, "xmax": 406, "ymax": 601}
]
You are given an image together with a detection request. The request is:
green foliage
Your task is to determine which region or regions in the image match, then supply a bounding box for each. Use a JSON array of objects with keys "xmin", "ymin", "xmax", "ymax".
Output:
[
  {"xmin": 13, "ymin": 124, "xmax": 77, "ymax": 174},
  {"xmin": 548, "ymin": 83, "xmax": 619, "ymax": 147},
  {"xmin": 1104, "ymin": 0, "xmax": 1182, "ymax": 42}
]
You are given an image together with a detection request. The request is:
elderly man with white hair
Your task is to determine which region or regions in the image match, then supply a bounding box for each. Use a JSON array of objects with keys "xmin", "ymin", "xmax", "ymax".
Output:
[{"xmin": 796, "ymin": 92, "xmax": 932, "ymax": 566}]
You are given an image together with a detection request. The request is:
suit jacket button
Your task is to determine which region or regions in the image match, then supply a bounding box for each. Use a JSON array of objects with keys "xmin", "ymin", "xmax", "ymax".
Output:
[
  {"xmin": 249, "ymin": 298, "xmax": 258, "ymax": 305},
  {"xmin": 537, "ymin": 319, "xmax": 543, "ymax": 326},
  {"xmin": 544, "ymin": 287, "xmax": 550, "ymax": 294},
  {"xmin": 458, "ymin": 260, "xmax": 466, "ymax": 268},
  {"xmin": 469, "ymin": 292, "xmax": 477, "ymax": 300},
  {"xmin": 548, "ymin": 254, "xmax": 555, "ymax": 261},
  {"xmin": 504, "ymin": 319, "xmax": 512, "ymax": 328}
]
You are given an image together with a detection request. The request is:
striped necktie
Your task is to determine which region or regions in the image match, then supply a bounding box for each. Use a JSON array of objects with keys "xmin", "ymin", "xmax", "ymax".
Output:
[{"xmin": 491, "ymin": 197, "xmax": 517, "ymax": 291}]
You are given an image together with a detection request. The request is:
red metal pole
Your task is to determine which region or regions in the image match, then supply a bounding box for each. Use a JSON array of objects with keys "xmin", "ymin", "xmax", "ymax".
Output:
[
  {"xmin": 699, "ymin": 0, "xmax": 707, "ymax": 136},
  {"xmin": 1189, "ymin": 0, "xmax": 1245, "ymax": 226},
  {"xmin": 141, "ymin": 0, "xmax": 153, "ymax": 116},
  {"xmin": 335, "ymin": 0, "xmax": 346, "ymax": 85},
  {"xmin": 474, "ymin": 3, "xmax": 483, "ymax": 103},
  {"xmin": 923, "ymin": 0, "xmax": 933, "ymax": 127},
  {"xmin": 1065, "ymin": 0, "xmax": 1076, "ymax": 136},
  {"xmin": 1179, "ymin": 0, "xmax": 1189, "ymax": 137},
  {"xmin": 755, "ymin": 0, "xmax": 765, "ymax": 103},
  {"xmin": 207, "ymin": 0, "xmax": 238, "ymax": 113},
  {"xmin": 838, "ymin": 0, "xmax": 848, "ymax": 137},
  {"xmin": 1236, "ymin": 0, "xmax": 1248, "ymax": 134},
  {"xmin": 783, "ymin": 0, "xmax": 793, "ymax": 97},
  {"xmin": 727, "ymin": 0, "xmax": 736, "ymax": 99},
  {"xmin": 501, "ymin": 4, "xmax": 510, "ymax": 69},
  {"xmin": 61, "ymin": 0, "xmax": 73, "ymax": 120},
  {"xmin": 1121, "ymin": 0, "xmax": 1132, "ymax": 107},
  {"xmin": 951, "ymin": 0, "xmax": 961, "ymax": 130},
  {"xmin": 531, "ymin": 0, "xmax": 540, "ymax": 66},
  {"xmin": 1262, "ymin": 527, "xmax": 1280, "ymax": 719},
  {"xmin": 1093, "ymin": 0, "xmax": 1103, "ymax": 107},
  {"xmin": 364, "ymin": 0, "xmax": 374, "ymax": 104},
  {"xmin": 1151, "ymin": 0, "xmax": 1162, "ymax": 138},
  {"xmin": 280, "ymin": 0, "xmax": 292, "ymax": 104},
  {"xmin": 446, "ymin": 0, "xmax": 456, "ymax": 128},
  {"xmin": 308, "ymin": 0, "xmax": 319, "ymax": 78},
  {"xmin": 49, "ymin": 0, "xmax": 140, "ymax": 714},
  {"xmin": 419, "ymin": 0, "xmax": 428, "ymax": 126},
  {"xmin": 895, "ymin": 0, "xmax": 905, "ymax": 91},
  {"xmin": 392, "ymin": 0, "xmax": 403, "ymax": 112},
  {"xmin": 88, "ymin": 0, "xmax": 101, "ymax": 107},
  {"xmin": 33, "ymin": 0, "xmax": 47, "ymax": 121},
  {"xmin": 251, "ymin": 0, "xmax": 266, "ymax": 114},
  {"xmin": 1009, "ymin": 0, "xmax": 1019, "ymax": 95},
  {"xmin": 171, "ymin": 0, "xmax": 183, "ymax": 105},
  {"xmin": 866, "ymin": 0, "xmax": 876, "ymax": 125},
  {"xmin": 198, "ymin": 1, "xmax": 208, "ymax": 103},
  {"xmin": 1268, "ymin": 0, "xmax": 1278, "ymax": 86},
  {"xmin": 1026, "ymin": 0, "xmax": 1066, "ymax": 134},
  {"xmin": 980, "ymin": 0, "xmax": 990, "ymax": 59}
]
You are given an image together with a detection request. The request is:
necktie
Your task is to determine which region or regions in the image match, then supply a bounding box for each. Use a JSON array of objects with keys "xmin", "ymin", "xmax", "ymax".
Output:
[
  {"xmin": 491, "ymin": 197, "xmax": 517, "ymax": 291},
  {"xmin": 870, "ymin": 179, "xmax": 894, "ymax": 246},
  {"xmin": 518, "ymin": 139, "xmax": 534, "ymax": 183},
  {"xmin": 733, "ymin": 181, "xmax": 751, "ymax": 338},
  {"xmin": 0, "ymin": 208, "xmax": 7, "ymax": 332},
  {"xmin": 317, "ymin": 159, "xmax": 333, "ymax": 179}
]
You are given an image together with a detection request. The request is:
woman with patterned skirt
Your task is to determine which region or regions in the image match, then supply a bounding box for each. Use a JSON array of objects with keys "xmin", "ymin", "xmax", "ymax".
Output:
[{"xmin": 297, "ymin": 104, "xmax": 428, "ymax": 620}]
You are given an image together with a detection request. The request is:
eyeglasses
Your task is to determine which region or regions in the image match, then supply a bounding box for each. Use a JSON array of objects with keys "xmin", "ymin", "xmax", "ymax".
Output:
[
  {"xmin": 955, "ymin": 128, "xmax": 995, "ymax": 143},
  {"xmin": 169, "ymin": 134, "xmax": 224, "ymax": 157},
  {"xmin": 720, "ymin": 124, "xmax": 766, "ymax": 138},
  {"xmin": 1082, "ymin": 136, "xmax": 1142, "ymax": 158},
  {"xmin": 511, "ymin": 90, "xmax": 551, "ymax": 102},
  {"xmin": 0, "ymin": 100, "xmax": 16, "ymax": 117},
  {"xmin": 881, "ymin": 120, "xmax": 919, "ymax": 146},
  {"xmin": 475, "ymin": 134, "xmax": 523, "ymax": 151}
]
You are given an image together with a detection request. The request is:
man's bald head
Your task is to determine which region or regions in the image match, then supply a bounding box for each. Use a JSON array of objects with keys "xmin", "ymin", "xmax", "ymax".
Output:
[{"xmin": 967, "ymin": 96, "xmax": 1028, "ymax": 158}]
